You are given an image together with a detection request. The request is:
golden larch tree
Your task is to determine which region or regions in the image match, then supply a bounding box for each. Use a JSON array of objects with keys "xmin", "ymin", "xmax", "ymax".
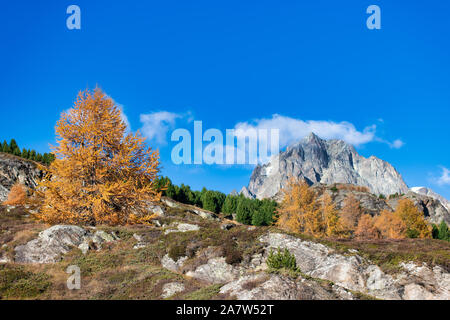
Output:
[
  {"xmin": 340, "ymin": 194, "xmax": 362, "ymax": 232},
  {"xmin": 276, "ymin": 178, "xmax": 325, "ymax": 237},
  {"xmin": 355, "ymin": 214, "xmax": 380, "ymax": 239},
  {"xmin": 394, "ymin": 199, "xmax": 431, "ymax": 238},
  {"xmin": 37, "ymin": 88, "xmax": 161, "ymax": 225},
  {"xmin": 322, "ymin": 193, "xmax": 343, "ymax": 237},
  {"xmin": 3, "ymin": 183, "xmax": 27, "ymax": 206},
  {"xmin": 374, "ymin": 209, "xmax": 406, "ymax": 239}
]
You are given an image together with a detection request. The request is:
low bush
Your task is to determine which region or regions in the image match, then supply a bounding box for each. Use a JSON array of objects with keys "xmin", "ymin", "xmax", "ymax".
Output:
[
  {"xmin": 168, "ymin": 243, "xmax": 187, "ymax": 261},
  {"xmin": 3, "ymin": 183, "xmax": 27, "ymax": 206},
  {"xmin": 221, "ymin": 241, "xmax": 242, "ymax": 265},
  {"xmin": 266, "ymin": 247, "xmax": 297, "ymax": 271}
]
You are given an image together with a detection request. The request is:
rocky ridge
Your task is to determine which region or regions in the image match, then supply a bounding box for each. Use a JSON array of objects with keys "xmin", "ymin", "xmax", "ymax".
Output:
[
  {"xmin": 410, "ymin": 187, "xmax": 450, "ymax": 212},
  {"xmin": 243, "ymin": 133, "xmax": 409, "ymax": 199},
  {"xmin": 0, "ymin": 153, "xmax": 43, "ymax": 201}
]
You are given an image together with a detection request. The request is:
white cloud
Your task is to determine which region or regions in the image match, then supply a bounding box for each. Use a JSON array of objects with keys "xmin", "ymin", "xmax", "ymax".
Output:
[
  {"xmin": 437, "ymin": 167, "xmax": 450, "ymax": 185},
  {"xmin": 234, "ymin": 114, "xmax": 381, "ymax": 148},
  {"xmin": 140, "ymin": 111, "xmax": 182, "ymax": 145},
  {"xmin": 390, "ymin": 139, "xmax": 404, "ymax": 149}
]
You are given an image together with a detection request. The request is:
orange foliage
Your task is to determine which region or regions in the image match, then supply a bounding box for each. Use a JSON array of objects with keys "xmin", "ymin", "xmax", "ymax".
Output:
[
  {"xmin": 36, "ymin": 88, "xmax": 161, "ymax": 225},
  {"xmin": 395, "ymin": 199, "xmax": 431, "ymax": 238},
  {"xmin": 355, "ymin": 214, "xmax": 380, "ymax": 239},
  {"xmin": 322, "ymin": 193, "xmax": 344, "ymax": 237},
  {"xmin": 3, "ymin": 183, "xmax": 27, "ymax": 206},
  {"xmin": 374, "ymin": 210, "xmax": 406, "ymax": 239},
  {"xmin": 340, "ymin": 194, "xmax": 362, "ymax": 232},
  {"xmin": 276, "ymin": 178, "xmax": 325, "ymax": 237}
]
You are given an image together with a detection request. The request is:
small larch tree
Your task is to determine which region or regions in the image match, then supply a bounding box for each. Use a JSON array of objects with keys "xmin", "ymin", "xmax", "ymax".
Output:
[
  {"xmin": 355, "ymin": 214, "xmax": 380, "ymax": 239},
  {"xmin": 3, "ymin": 183, "xmax": 27, "ymax": 206},
  {"xmin": 394, "ymin": 199, "xmax": 431, "ymax": 238},
  {"xmin": 276, "ymin": 178, "xmax": 324, "ymax": 237},
  {"xmin": 374, "ymin": 209, "xmax": 406, "ymax": 239},
  {"xmin": 322, "ymin": 193, "xmax": 343, "ymax": 237},
  {"xmin": 340, "ymin": 194, "xmax": 362, "ymax": 232},
  {"xmin": 37, "ymin": 88, "xmax": 161, "ymax": 225}
]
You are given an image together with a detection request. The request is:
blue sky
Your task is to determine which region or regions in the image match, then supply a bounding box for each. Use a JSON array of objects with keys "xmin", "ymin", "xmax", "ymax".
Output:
[{"xmin": 0, "ymin": 1, "xmax": 449, "ymax": 198}]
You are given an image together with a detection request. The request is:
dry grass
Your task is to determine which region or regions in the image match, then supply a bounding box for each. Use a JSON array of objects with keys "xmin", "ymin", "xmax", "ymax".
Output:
[
  {"xmin": 328, "ymin": 237, "xmax": 450, "ymax": 273},
  {"xmin": 333, "ymin": 184, "xmax": 370, "ymax": 193}
]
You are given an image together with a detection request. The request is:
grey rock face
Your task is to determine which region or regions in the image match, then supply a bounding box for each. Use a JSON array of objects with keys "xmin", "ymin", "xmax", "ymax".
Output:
[
  {"xmin": 14, "ymin": 225, "xmax": 118, "ymax": 263},
  {"xmin": 164, "ymin": 222, "xmax": 200, "ymax": 235},
  {"xmin": 147, "ymin": 202, "xmax": 165, "ymax": 217},
  {"xmin": 388, "ymin": 191, "xmax": 450, "ymax": 225},
  {"xmin": 161, "ymin": 197, "xmax": 219, "ymax": 220},
  {"xmin": 312, "ymin": 184, "xmax": 392, "ymax": 216},
  {"xmin": 311, "ymin": 184, "xmax": 450, "ymax": 224},
  {"xmin": 220, "ymin": 273, "xmax": 354, "ymax": 300},
  {"xmin": 245, "ymin": 133, "xmax": 409, "ymax": 199},
  {"xmin": 161, "ymin": 254, "xmax": 188, "ymax": 273},
  {"xmin": 185, "ymin": 257, "xmax": 243, "ymax": 284},
  {"xmin": 410, "ymin": 187, "xmax": 450, "ymax": 213},
  {"xmin": 259, "ymin": 232, "xmax": 450, "ymax": 300},
  {"xmin": 0, "ymin": 153, "xmax": 43, "ymax": 201},
  {"xmin": 0, "ymin": 252, "xmax": 11, "ymax": 264}
]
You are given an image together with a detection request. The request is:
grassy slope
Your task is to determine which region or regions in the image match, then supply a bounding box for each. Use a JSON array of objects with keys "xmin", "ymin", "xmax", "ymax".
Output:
[{"xmin": 0, "ymin": 202, "xmax": 449, "ymax": 300}]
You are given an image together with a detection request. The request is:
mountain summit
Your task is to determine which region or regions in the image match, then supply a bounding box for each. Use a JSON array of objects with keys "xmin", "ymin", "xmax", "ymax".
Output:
[{"xmin": 244, "ymin": 132, "xmax": 409, "ymax": 199}]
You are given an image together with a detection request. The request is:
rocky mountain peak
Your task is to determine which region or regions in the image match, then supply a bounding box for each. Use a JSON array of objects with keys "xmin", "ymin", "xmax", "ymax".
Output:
[{"xmin": 244, "ymin": 134, "xmax": 409, "ymax": 199}]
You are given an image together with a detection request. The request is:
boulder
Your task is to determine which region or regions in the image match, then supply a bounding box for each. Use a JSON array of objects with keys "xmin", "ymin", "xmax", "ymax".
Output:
[
  {"xmin": 14, "ymin": 225, "xmax": 118, "ymax": 263},
  {"xmin": 164, "ymin": 223, "xmax": 200, "ymax": 235},
  {"xmin": 161, "ymin": 282, "xmax": 185, "ymax": 298},
  {"xmin": 161, "ymin": 254, "xmax": 188, "ymax": 273},
  {"xmin": 220, "ymin": 273, "xmax": 355, "ymax": 300},
  {"xmin": 185, "ymin": 257, "xmax": 242, "ymax": 284},
  {"xmin": 220, "ymin": 223, "xmax": 235, "ymax": 230},
  {"xmin": 147, "ymin": 202, "xmax": 165, "ymax": 217}
]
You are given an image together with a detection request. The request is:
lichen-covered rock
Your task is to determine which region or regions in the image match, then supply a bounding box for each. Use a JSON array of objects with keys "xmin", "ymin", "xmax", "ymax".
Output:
[
  {"xmin": 14, "ymin": 225, "xmax": 118, "ymax": 264},
  {"xmin": 161, "ymin": 282, "xmax": 185, "ymax": 298},
  {"xmin": 220, "ymin": 273, "xmax": 355, "ymax": 300},
  {"xmin": 185, "ymin": 257, "xmax": 242, "ymax": 284},
  {"xmin": 132, "ymin": 233, "xmax": 148, "ymax": 249},
  {"xmin": 161, "ymin": 197, "xmax": 182, "ymax": 209},
  {"xmin": 0, "ymin": 253, "xmax": 11, "ymax": 264},
  {"xmin": 161, "ymin": 254, "xmax": 188, "ymax": 273},
  {"xmin": 164, "ymin": 223, "xmax": 200, "ymax": 235},
  {"xmin": 161, "ymin": 197, "xmax": 219, "ymax": 220},
  {"xmin": 147, "ymin": 202, "xmax": 165, "ymax": 217},
  {"xmin": 398, "ymin": 262, "xmax": 450, "ymax": 300},
  {"xmin": 189, "ymin": 208, "xmax": 219, "ymax": 221},
  {"xmin": 259, "ymin": 232, "xmax": 450, "ymax": 300}
]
